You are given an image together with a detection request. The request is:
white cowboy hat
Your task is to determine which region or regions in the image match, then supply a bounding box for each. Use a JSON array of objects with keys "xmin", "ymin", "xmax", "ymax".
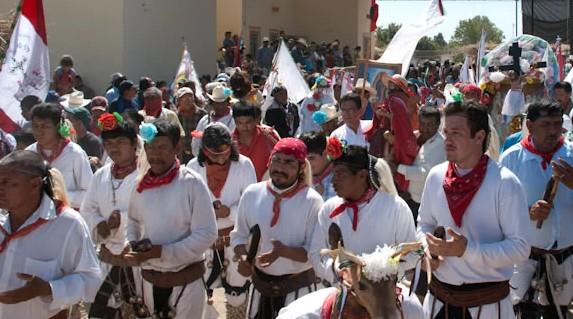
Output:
[
  {"xmin": 207, "ymin": 84, "xmax": 232, "ymax": 103},
  {"xmin": 354, "ymin": 78, "xmax": 377, "ymax": 96},
  {"xmin": 60, "ymin": 91, "xmax": 90, "ymax": 108},
  {"xmin": 297, "ymin": 38, "xmax": 308, "ymax": 47}
]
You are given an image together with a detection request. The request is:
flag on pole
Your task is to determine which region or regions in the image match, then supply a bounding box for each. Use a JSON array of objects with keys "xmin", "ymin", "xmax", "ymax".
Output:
[
  {"xmin": 460, "ymin": 55, "xmax": 476, "ymax": 84},
  {"xmin": 0, "ymin": 0, "xmax": 50, "ymax": 132},
  {"xmin": 369, "ymin": 0, "xmax": 379, "ymax": 33},
  {"xmin": 476, "ymin": 29, "xmax": 487, "ymax": 83},
  {"xmin": 377, "ymin": 0, "xmax": 445, "ymax": 76},
  {"xmin": 262, "ymin": 40, "xmax": 310, "ymax": 104},
  {"xmin": 171, "ymin": 43, "xmax": 203, "ymax": 98},
  {"xmin": 555, "ymin": 36, "xmax": 565, "ymax": 81}
]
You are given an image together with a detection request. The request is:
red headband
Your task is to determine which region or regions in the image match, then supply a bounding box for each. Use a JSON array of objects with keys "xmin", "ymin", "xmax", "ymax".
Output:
[{"xmin": 270, "ymin": 138, "xmax": 307, "ymax": 163}]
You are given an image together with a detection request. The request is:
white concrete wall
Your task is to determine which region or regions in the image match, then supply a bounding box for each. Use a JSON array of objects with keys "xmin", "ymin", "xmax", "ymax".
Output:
[
  {"xmin": 243, "ymin": 0, "xmax": 295, "ymax": 50},
  {"xmin": 216, "ymin": 0, "xmax": 243, "ymax": 49},
  {"xmin": 122, "ymin": 0, "xmax": 217, "ymax": 88}
]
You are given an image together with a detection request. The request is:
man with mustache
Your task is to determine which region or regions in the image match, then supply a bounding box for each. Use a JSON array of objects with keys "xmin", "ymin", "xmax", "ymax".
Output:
[
  {"xmin": 186, "ymin": 122, "xmax": 256, "ymax": 317},
  {"xmin": 418, "ymin": 101, "xmax": 530, "ymax": 319},
  {"xmin": 80, "ymin": 113, "xmax": 140, "ymax": 318},
  {"xmin": 230, "ymin": 138, "xmax": 323, "ymax": 318},
  {"xmin": 500, "ymin": 101, "xmax": 573, "ymax": 319},
  {"xmin": 125, "ymin": 120, "xmax": 217, "ymax": 318}
]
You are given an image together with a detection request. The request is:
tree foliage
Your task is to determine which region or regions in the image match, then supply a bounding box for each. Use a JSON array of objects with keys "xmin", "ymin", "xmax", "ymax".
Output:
[
  {"xmin": 375, "ymin": 23, "xmax": 401, "ymax": 48},
  {"xmin": 450, "ymin": 15, "xmax": 503, "ymax": 46}
]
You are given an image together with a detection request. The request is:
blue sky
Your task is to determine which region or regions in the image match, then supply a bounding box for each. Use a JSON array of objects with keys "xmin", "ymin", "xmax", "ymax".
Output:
[{"xmin": 376, "ymin": 0, "xmax": 523, "ymax": 42}]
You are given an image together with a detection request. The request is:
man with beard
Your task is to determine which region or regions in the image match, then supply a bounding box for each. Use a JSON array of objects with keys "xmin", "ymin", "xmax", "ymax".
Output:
[
  {"xmin": 125, "ymin": 120, "xmax": 217, "ymax": 318},
  {"xmin": 230, "ymin": 138, "xmax": 323, "ymax": 318},
  {"xmin": 378, "ymin": 74, "xmax": 418, "ymax": 196},
  {"xmin": 418, "ymin": 101, "xmax": 530, "ymax": 318},
  {"xmin": 186, "ymin": 123, "xmax": 257, "ymax": 317},
  {"xmin": 309, "ymin": 140, "xmax": 417, "ymax": 285},
  {"xmin": 80, "ymin": 113, "xmax": 140, "ymax": 318},
  {"xmin": 0, "ymin": 151, "xmax": 101, "ymax": 318},
  {"xmin": 500, "ymin": 101, "xmax": 573, "ymax": 318}
]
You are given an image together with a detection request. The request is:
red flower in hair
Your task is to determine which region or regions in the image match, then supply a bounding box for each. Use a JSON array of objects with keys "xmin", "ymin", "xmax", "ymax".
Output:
[
  {"xmin": 306, "ymin": 103, "xmax": 317, "ymax": 112},
  {"xmin": 98, "ymin": 113, "xmax": 120, "ymax": 131},
  {"xmin": 326, "ymin": 137, "xmax": 344, "ymax": 161}
]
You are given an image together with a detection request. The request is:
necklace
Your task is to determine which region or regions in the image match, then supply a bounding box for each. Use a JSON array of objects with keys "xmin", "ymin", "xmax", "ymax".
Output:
[{"xmin": 111, "ymin": 177, "xmax": 125, "ymax": 207}]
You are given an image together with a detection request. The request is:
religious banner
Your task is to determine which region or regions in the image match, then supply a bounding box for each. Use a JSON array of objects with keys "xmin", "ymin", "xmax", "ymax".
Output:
[
  {"xmin": 476, "ymin": 29, "xmax": 487, "ymax": 83},
  {"xmin": 355, "ymin": 60, "xmax": 401, "ymax": 103},
  {"xmin": 0, "ymin": 0, "xmax": 50, "ymax": 132},
  {"xmin": 377, "ymin": 0, "xmax": 445, "ymax": 76},
  {"xmin": 171, "ymin": 42, "xmax": 203, "ymax": 98}
]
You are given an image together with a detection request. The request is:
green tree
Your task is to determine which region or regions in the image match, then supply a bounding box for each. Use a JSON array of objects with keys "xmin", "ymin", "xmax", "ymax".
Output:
[
  {"xmin": 416, "ymin": 36, "xmax": 437, "ymax": 50},
  {"xmin": 450, "ymin": 16, "xmax": 503, "ymax": 46},
  {"xmin": 375, "ymin": 23, "xmax": 401, "ymax": 48},
  {"xmin": 433, "ymin": 33, "xmax": 448, "ymax": 48}
]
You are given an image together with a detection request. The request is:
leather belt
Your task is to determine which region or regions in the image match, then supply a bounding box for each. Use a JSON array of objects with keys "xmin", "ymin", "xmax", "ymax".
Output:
[
  {"xmin": 252, "ymin": 267, "xmax": 316, "ymax": 298},
  {"xmin": 429, "ymin": 277, "xmax": 510, "ymax": 308},
  {"xmin": 530, "ymin": 246, "xmax": 573, "ymax": 265},
  {"xmin": 142, "ymin": 261, "xmax": 205, "ymax": 288}
]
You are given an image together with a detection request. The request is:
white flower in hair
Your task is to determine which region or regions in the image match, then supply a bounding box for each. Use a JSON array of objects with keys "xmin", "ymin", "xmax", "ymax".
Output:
[{"xmin": 360, "ymin": 245, "xmax": 400, "ymax": 283}]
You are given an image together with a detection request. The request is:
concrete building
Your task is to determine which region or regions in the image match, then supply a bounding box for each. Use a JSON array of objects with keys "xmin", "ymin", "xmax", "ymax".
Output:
[
  {"xmin": 1, "ymin": 0, "xmax": 373, "ymax": 94},
  {"xmin": 216, "ymin": 0, "xmax": 373, "ymax": 59}
]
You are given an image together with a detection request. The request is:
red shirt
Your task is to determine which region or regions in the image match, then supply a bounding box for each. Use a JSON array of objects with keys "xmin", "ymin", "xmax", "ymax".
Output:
[{"xmin": 233, "ymin": 125, "xmax": 280, "ymax": 181}]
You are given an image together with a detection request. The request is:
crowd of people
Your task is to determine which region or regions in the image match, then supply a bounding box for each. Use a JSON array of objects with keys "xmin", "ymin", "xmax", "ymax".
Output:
[{"xmin": 1, "ymin": 43, "xmax": 573, "ymax": 319}]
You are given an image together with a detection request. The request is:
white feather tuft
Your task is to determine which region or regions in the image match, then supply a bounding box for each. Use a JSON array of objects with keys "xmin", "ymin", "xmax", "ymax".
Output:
[
  {"xmin": 360, "ymin": 245, "xmax": 400, "ymax": 283},
  {"xmin": 489, "ymin": 71, "xmax": 506, "ymax": 83}
]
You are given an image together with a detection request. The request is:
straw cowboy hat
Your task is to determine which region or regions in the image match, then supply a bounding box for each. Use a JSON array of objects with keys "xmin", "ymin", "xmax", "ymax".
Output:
[
  {"xmin": 207, "ymin": 84, "xmax": 232, "ymax": 103},
  {"xmin": 297, "ymin": 38, "xmax": 308, "ymax": 47},
  {"xmin": 382, "ymin": 74, "xmax": 414, "ymax": 97},
  {"xmin": 61, "ymin": 91, "xmax": 91, "ymax": 108},
  {"xmin": 354, "ymin": 78, "xmax": 377, "ymax": 96},
  {"xmin": 312, "ymin": 103, "xmax": 339, "ymax": 125}
]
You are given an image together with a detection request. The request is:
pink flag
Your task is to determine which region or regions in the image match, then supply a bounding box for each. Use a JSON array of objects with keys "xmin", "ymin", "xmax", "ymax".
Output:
[
  {"xmin": 0, "ymin": 0, "xmax": 50, "ymax": 132},
  {"xmin": 556, "ymin": 36, "xmax": 565, "ymax": 81}
]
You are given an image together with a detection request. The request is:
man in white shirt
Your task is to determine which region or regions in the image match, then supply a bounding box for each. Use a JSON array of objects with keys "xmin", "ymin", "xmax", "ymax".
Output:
[
  {"xmin": 139, "ymin": 87, "xmax": 185, "ymax": 138},
  {"xmin": 0, "ymin": 150, "xmax": 101, "ymax": 319},
  {"xmin": 396, "ymin": 106, "xmax": 446, "ymax": 222},
  {"xmin": 330, "ymin": 93, "xmax": 370, "ymax": 148},
  {"xmin": 186, "ymin": 123, "xmax": 257, "ymax": 317},
  {"xmin": 125, "ymin": 120, "xmax": 218, "ymax": 318},
  {"xmin": 500, "ymin": 100, "xmax": 573, "ymax": 318},
  {"xmin": 27, "ymin": 103, "xmax": 93, "ymax": 209},
  {"xmin": 309, "ymin": 142, "xmax": 416, "ymax": 285},
  {"xmin": 80, "ymin": 113, "xmax": 140, "ymax": 318},
  {"xmin": 418, "ymin": 101, "xmax": 530, "ymax": 318},
  {"xmin": 230, "ymin": 138, "xmax": 323, "ymax": 318},
  {"xmin": 299, "ymin": 131, "xmax": 336, "ymax": 201},
  {"xmin": 191, "ymin": 84, "xmax": 235, "ymax": 157}
]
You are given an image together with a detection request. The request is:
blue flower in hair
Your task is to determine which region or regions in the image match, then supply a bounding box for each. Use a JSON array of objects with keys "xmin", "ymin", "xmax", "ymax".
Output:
[
  {"xmin": 139, "ymin": 123, "xmax": 158, "ymax": 143},
  {"xmin": 223, "ymin": 87, "xmax": 233, "ymax": 97},
  {"xmin": 312, "ymin": 111, "xmax": 328, "ymax": 125}
]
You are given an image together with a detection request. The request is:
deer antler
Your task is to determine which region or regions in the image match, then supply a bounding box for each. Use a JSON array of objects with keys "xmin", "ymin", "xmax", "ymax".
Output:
[{"xmin": 390, "ymin": 242, "xmax": 423, "ymax": 259}]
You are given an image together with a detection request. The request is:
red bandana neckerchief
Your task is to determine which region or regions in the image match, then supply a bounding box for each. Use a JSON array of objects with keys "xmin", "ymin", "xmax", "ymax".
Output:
[
  {"xmin": 0, "ymin": 201, "xmax": 65, "ymax": 254},
  {"xmin": 266, "ymin": 180, "xmax": 307, "ymax": 227},
  {"xmin": 206, "ymin": 162, "xmax": 231, "ymax": 198},
  {"xmin": 313, "ymin": 164, "xmax": 333, "ymax": 186},
  {"xmin": 520, "ymin": 134, "xmax": 564, "ymax": 170},
  {"xmin": 136, "ymin": 160, "xmax": 180, "ymax": 193},
  {"xmin": 111, "ymin": 159, "xmax": 138, "ymax": 179},
  {"xmin": 443, "ymin": 155, "xmax": 489, "ymax": 227},
  {"xmin": 329, "ymin": 188, "xmax": 376, "ymax": 231},
  {"xmin": 37, "ymin": 138, "xmax": 70, "ymax": 163}
]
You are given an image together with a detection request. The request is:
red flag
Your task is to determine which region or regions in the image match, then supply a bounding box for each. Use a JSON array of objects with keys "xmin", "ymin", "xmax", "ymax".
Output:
[
  {"xmin": 556, "ymin": 37, "xmax": 565, "ymax": 80},
  {"xmin": 369, "ymin": 0, "xmax": 379, "ymax": 33},
  {"xmin": 0, "ymin": 0, "xmax": 50, "ymax": 133}
]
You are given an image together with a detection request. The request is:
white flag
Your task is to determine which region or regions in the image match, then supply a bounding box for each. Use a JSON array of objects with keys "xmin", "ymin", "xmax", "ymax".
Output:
[
  {"xmin": 171, "ymin": 43, "xmax": 203, "ymax": 98},
  {"xmin": 0, "ymin": 0, "xmax": 50, "ymax": 132},
  {"xmin": 460, "ymin": 55, "xmax": 475, "ymax": 84},
  {"xmin": 378, "ymin": 0, "xmax": 445, "ymax": 76},
  {"xmin": 263, "ymin": 40, "xmax": 310, "ymax": 104},
  {"xmin": 476, "ymin": 29, "xmax": 487, "ymax": 83}
]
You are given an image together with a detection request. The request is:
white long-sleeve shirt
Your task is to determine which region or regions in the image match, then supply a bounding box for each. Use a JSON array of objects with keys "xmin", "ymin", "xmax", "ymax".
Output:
[
  {"xmin": 397, "ymin": 132, "xmax": 446, "ymax": 203},
  {"xmin": 230, "ymin": 182, "xmax": 323, "ymax": 276},
  {"xmin": 329, "ymin": 120, "xmax": 371, "ymax": 148},
  {"xmin": 191, "ymin": 113, "xmax": 236, "ymax": 157},
  {"xmin": 310, "ymin": 191, "xmax": 417, "ymax": 283},
  {"xmin": 126, "ymin": 166, "xmax": 218, "ymax": 272},
  {"xmin": 80, "ymin": 164, "xmax": 138, "ymax": 255},
  {"xmin": 27, "ymin": 142, "xmax": 93, "ymax": 209},
  {"xmin": 0, "ymin": 195, "xmax": 102, "ymax": 319},
  {"xmin": 417, "ymin": 160, "xmax": 531, "ymax": 285},
  {"xmin": 187, "ymin": 155, "xmax": 257, "ymax": 229},
  {"xmin": 500, "ymin": 141, "xmax": 573, "ymax": 249}
]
